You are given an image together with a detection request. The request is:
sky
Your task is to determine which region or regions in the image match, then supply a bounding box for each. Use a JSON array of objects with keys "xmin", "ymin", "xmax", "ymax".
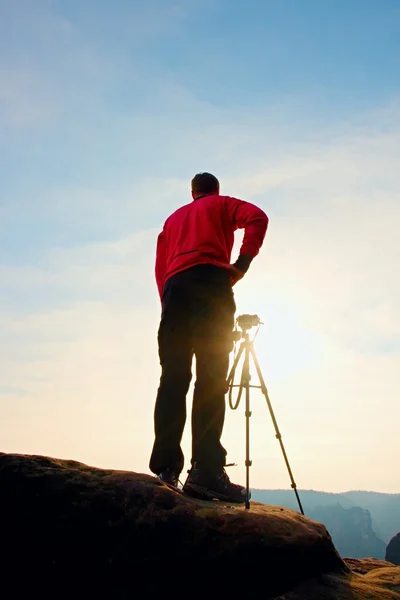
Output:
[{"xmin": 1, "ymin": 0, "xmax": 399, "ymax": 494}]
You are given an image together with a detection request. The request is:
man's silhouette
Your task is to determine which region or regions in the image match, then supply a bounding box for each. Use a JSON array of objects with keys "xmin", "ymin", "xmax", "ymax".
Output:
[{"xmin": 149, "ymin": 172, "xmax": 268, "ymax": 502}]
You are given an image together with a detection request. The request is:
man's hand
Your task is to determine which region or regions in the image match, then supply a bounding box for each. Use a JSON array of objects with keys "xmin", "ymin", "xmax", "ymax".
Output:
[
  {"xmin": 230, "ymin": 254, "xmax": 252, "ymax": 286},
  {"xmin": 229, "ymin": 266, "xmax": 245, "ymax": 286}
]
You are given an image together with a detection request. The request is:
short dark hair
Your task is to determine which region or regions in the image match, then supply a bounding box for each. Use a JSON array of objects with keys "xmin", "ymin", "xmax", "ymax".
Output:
[{"xmin": 191, "ymin": 172, "xmax": 220, "ymax": 197}]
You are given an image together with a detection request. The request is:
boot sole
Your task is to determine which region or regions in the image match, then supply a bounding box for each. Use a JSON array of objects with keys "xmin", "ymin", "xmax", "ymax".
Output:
[
  {"xmin": 183, "ymin": 482, "xmax": 248, "ymax": 504},
  {"xmin": 157, "ymin": 476, "xmax": 181, "ymax": 492}
]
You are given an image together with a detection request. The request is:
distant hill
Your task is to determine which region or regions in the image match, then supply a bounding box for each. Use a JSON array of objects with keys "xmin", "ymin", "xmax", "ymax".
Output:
[
  {"xmin": 343, "ymin": 491, "xmax": 400, "ymax": 544},
  {"xmin": 309, "ymin": 503, "xmax": 386, "ymax": 559},
  {"xmin": 251, "ymin": 489, "xmax": 400, "ymax": 559},
  {"xmin": 251, "ymin": 489, "xmax": 355, "ymax": 510}
]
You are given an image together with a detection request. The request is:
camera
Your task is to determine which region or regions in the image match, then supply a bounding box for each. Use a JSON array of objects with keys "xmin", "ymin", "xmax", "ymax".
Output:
[{"xmin": 236, "ymin": 314, "xmax": 261, "ymax": 331}]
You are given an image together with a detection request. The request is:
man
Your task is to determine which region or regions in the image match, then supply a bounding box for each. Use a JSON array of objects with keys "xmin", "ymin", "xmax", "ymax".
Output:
[{"xmin": 149, "ymin": 172, "xmax": 269, "ymax": 503}]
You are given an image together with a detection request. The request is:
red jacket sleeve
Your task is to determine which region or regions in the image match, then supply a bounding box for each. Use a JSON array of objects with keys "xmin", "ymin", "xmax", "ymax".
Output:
[
  {"xmin": 155, "ymin": 229, "xmax": 166, "ymax": 301},
  {"xmin": 231, "ymin": 198, "xmax": 269, "ymax": 259}
]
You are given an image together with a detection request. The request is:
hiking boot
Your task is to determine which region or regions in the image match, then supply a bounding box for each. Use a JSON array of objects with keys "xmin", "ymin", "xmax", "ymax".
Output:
[
  {"xmin": 183, "ymin": 465, "xmax": 248, "ymax": 503},
  {"xmin": 158, "ymin": 468, "xmax": 179, "ymax": 488}
]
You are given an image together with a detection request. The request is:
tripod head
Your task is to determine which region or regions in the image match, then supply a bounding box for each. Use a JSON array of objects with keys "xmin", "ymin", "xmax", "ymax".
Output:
[
  {"xmin": 237, "ymin": 314, "xmax": 262, "ymax": 331},
  {"xmin": 233, "ymin": 314, "xmax": 262, "ymax": 341}
]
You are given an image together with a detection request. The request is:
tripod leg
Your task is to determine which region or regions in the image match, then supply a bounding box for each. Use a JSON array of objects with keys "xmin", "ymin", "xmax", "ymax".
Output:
[
  {"xmin": 243, "ymin": 345, "xmax": 251, "ymax": 510},
  {"xmin": 225, "ymin": 339, "xmax": 251, "ymax": 508},
  {"xmin": 226, "ymin": 342, "xmax": 245, "ymax": 410},
  {"xmin": 250, "ymin": 346, "xmax": 305, "ymax": 515}
]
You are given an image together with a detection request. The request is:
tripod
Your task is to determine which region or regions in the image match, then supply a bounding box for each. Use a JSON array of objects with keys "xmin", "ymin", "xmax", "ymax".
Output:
[{"xmin": 225, "ymin": 314, "xmax": 304, "ymax": 514}]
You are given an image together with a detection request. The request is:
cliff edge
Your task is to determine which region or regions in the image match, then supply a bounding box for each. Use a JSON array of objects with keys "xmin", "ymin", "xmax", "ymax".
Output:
[{"xmin": 1, "ymin": 452, "xmax": 399, "ymax": 599}]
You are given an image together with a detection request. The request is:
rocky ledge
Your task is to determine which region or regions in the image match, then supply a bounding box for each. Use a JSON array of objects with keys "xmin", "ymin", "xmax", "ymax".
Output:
[
  {"xmin": 387, "ymin": 533, "xmax": 400, "ymax": 566},
  {"xmin": 1, "ymin": 452, "xmax": 399, "ymax": 599}
]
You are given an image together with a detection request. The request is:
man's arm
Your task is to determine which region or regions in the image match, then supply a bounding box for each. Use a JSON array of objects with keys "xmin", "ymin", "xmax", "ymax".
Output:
[
  {"xmin": 155, "ymin": 229, "xmax": 166, "ymax": 301},
  {"xmin": 230, "ymin": 198, "xmax": 269, "ymax": 278}
]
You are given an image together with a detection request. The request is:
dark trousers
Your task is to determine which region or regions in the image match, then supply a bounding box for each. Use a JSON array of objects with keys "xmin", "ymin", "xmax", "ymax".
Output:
[{"xmin": 149, "ymin": 264, "xmax": 236, "ymax": 476}]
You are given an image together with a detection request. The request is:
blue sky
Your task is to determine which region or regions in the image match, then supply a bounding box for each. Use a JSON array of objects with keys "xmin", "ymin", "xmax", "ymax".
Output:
[{"xmin": 1, "ymin": 0, "xmax": 399, "ymax": 492}]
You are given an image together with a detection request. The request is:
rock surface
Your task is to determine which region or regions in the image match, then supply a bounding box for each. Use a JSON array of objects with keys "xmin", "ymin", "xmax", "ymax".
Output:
[
  {"xmin": 1, "ymin": 452, "xmax": 399, "ymax": 599},
  {"xmin": 387, "ymin": 533, "xmax": 400, "ymax": 565}
]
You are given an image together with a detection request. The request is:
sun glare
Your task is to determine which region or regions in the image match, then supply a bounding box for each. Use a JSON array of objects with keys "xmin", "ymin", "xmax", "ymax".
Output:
[{"xmin": 234, "ymin": 290, "xmax": 325, "ymax": 382}]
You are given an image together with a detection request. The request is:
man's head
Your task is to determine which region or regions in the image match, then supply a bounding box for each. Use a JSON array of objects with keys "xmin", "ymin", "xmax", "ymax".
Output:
[{"xmin": 191, "ymin": 172, "xmax": 220, "ymax": 199}]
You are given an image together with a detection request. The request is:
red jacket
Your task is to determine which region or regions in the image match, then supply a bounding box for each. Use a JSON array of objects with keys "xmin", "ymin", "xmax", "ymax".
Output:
[{"xmin": 155, "ymin": 194, "xmax": 269, "ymax": 300}]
